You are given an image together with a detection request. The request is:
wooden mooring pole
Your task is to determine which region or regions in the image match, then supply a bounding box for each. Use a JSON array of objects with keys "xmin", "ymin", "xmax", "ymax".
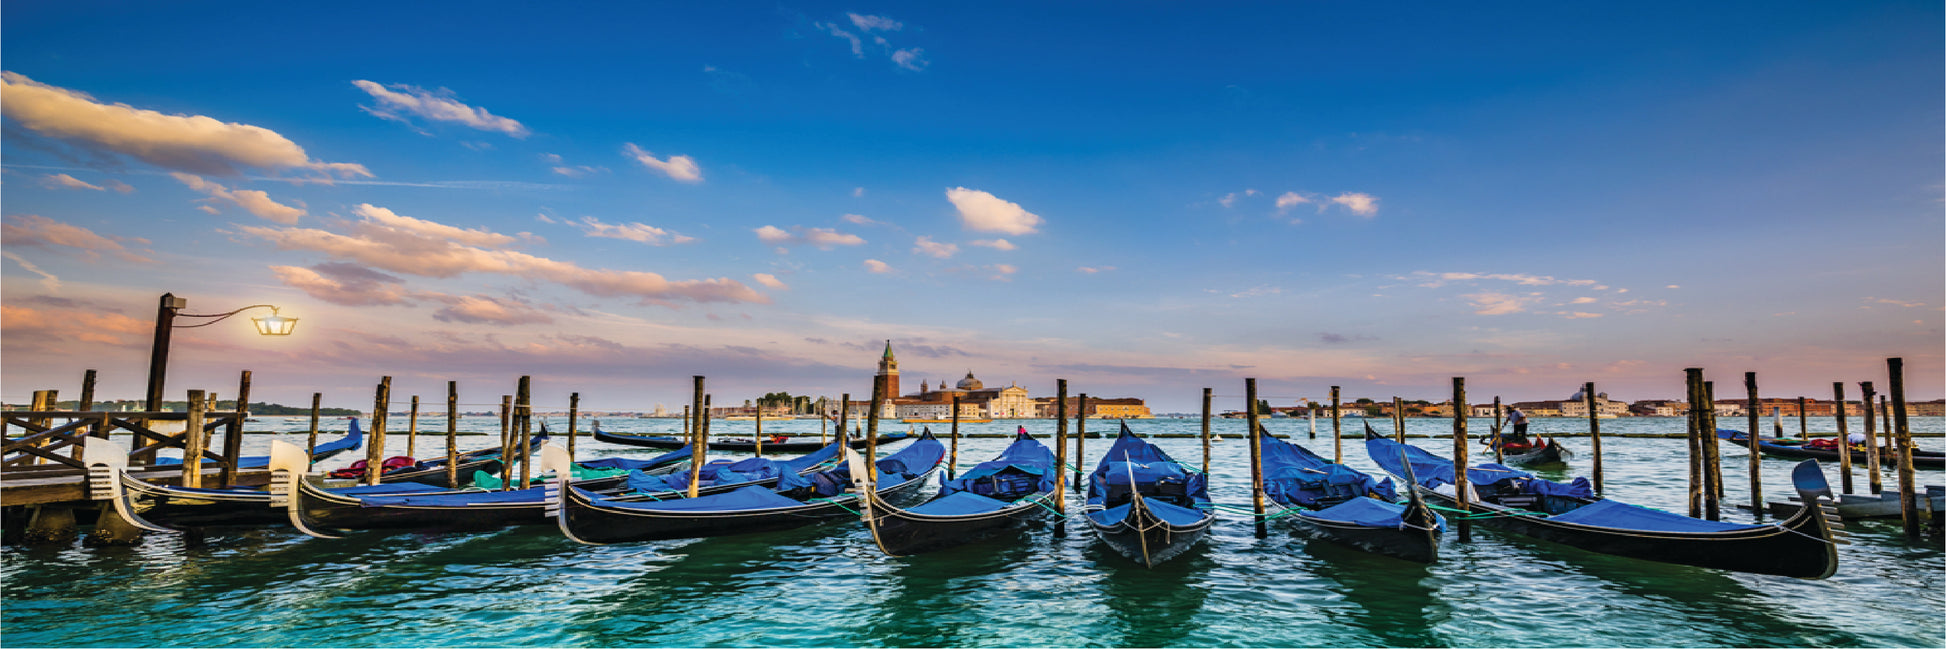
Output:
[
  {"xmin": 1685, "ymin": 368, "xmax": 1705, "ymax": 518},
  {"xmin": 1702, "ymin": 380, "xmax": 1723, "ymax": 519},
  {"xmin": 1832, "ymin": 382, "xmax": 1853, "ymax": 494},
  {"xmin": 688, "ymin": 376, "xmax": 705, "ymax": 499},
  {"xmin": 1451, "ymin": 377, "xmax": 1471, "ymax": 543},
  {"xmin": 220, "ymin": 370, "xmax": 251, "ymax": 487},
  {"xmin": 446, "ymin": 381, "xmax": 459, "ymax": 489},
  {"xmin": 517, "ymin": 376, "xmax": 532, "ymax": 489},
  {"xmin": 367, "ymin": 377, "xmax": 391, "ymax": 486},
  {"xmin": 865, "ymin": 381, "xmax": 882, "ymax": 483},
  {"xmin": 182, "ymin": 390, "xmax": 207, "ymax": 488},
  {"xmin": 1860, "ymin": 381, "xmax": 1882, "ymax": 495},
  {"xmin": 1744, "ymin": 373, "xmax": 1763, "ymax": 518},
  {"xmin": 1491, "ymin": 396, "xmax": 1505, "ymax": 465},
  {"xmin": 567, "ymin": 392, "xmax": 580, "ymax": 457},
  {"xmin": 1247, "ymin": 378, "xmax": 1266, "ymax": 539},
  {"xmin": 1330, "ymin": 385, "xmax": 1343, "ymax": 463},
  {"xmin": 948, "ymin": 394, "xmax": 960, "ymax": 480},
  {"xmin": 407, "ymin": 395, "xmax": 421, "ymax": 460},
  {"xmin": 1199, "ymin": 388, "xmax": 1213, "ymax": 476},
  {"xmin": 1888, "ymin": 357, "xmax": 1919, "ymax": 539},
  {"xmin": 306, "ymin": 393, "xmax": 322, "ymax": 467},
  {"xmin": 1584, "ymin": 383, "xmax": 1603, "ymax": 494},
  {"xmin": 1073, "ymin": 393, "xmax": 1087, "ymax": 493},
  {"xmin": 1053, "ymin": 379, "xmax": 1068, "ymax": 538}
]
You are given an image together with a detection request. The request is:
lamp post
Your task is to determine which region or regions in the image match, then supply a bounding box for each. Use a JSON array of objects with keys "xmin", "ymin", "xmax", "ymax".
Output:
[{"xmin": 143, "ymin": 292, "xmax": 298, "ymax": 411}]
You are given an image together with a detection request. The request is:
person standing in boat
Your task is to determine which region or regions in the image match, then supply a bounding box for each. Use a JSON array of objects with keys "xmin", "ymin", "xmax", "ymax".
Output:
[{"xmin": 1506, "ymin": 407, "xmax": 1530, "ymax": 445}]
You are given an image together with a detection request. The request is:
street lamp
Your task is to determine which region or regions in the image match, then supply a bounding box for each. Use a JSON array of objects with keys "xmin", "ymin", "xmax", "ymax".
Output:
[{"xmin": 143, "ymin": 292, "xmax": 299, "ymax": 411}]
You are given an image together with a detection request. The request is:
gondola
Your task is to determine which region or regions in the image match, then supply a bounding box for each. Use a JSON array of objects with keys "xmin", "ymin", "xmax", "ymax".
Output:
[
  {"xmin": 1481, "ymin": 424, "xmax": 1569, "ymax": 467},
  {"xmin": 272, "ymin": 436, "xmax": 840, "ymax": 538},
  {"xmin": 543, "ymin": 430, "xmax": 945, "ymax": 544},
  {"xmin": 1083, "ymin": 422, "xmax": 1215, "ymax": 567},
  {"xmin": 151, "ymin": 416, "xmax": 366, "ymax": 469},
  {"xmin": 1716, "ymin": 429, "xmax": 1943, "ymax": 468},
  {"xmin": 1258, "ymin": 424, "xmax": 1443, "ymax": 563},
  {"xmin": 592, "ymin": 422, "xmax": 916, "ymax": 452},
  {"xmin": 860, "ymin": 426, "xmax": 1058, "ymax": 556},
  {"xmin": 83, "ymin": 438, "xmax": 452, "ymax": 534},
  {"xmin": 1365, "ymin": 428, "xmax": 1841, "ymax": 579}
]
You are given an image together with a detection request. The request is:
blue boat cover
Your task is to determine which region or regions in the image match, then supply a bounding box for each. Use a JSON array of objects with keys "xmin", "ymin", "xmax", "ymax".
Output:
[
  {"xmin": 332, "ymin": 482, "xmax": 448, "ymax": 496},
  {"xmin": 1367, "ymin": 435, "xmax": 1595, "ymax": 499},
  {"xmin": 1087, "ymin": 498, "xmax": 1208, "ymax": 528},
  {"xmin": 1548, "ymin": 499, "xmax": 1766, "ymax": 533},
  {"xmin": 906, "ymin": 490, "xmax": 1013, "ymax": 516},
  {"xmin": 1304, "ymin": 496, "xmax": 1422, "ymax": 529},
  {"xmin": 578, "ymin": 445, "xmax": 690, "ymax": 471},
  {"xmin": 155, "ymin": 418, "xmax": 365, "ymax": 467},
  {"xmin": 1086, "ymin": 423, "xmax": 1211, "ymax": 512},
  {"xmin": 591, "ymin": 434, "xmax": 946, "ymax": 513},
  {"xmin": 1259, "ymin": 431, "xmax": 1398, "ymax": 508},
  {"xmin": 937, "ymin": 432, "xmax": 1056, "ymax": 500}
]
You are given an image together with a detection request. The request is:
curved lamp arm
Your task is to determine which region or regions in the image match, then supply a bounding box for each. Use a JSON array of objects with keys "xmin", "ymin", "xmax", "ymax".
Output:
[{"xmin": 175, "ymin": 304, "xmax": 298, "ymax": 335}]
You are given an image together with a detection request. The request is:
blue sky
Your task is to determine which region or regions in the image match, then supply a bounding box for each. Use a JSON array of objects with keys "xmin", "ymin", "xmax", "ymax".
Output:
[{"xmin": 3, "ymin": 2, "xmax": 1940, "ymax": 413}]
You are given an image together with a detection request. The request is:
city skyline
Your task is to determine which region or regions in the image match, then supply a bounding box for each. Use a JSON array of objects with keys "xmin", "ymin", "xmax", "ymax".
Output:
[{"xmin": 3, "ymin": 3, "xmax": 1940, "ymax": 414}]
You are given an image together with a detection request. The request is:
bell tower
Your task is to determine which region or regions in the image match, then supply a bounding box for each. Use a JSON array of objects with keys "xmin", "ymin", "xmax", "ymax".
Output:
[{"xmin": 875, "ymin": 340, "xmax": 900, "ymax": 399}]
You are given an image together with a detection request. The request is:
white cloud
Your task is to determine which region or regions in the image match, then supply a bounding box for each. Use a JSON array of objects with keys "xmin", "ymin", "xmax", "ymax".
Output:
[
  {"xmin": 754, "ymin": 225, "xmax": 865, "ymax": 249},
  {"xmin": 41, "ymin": 173, "xmax": 103, "ymax": 191},
  {"xmin": 1330, "ymin": 192, "xmax": 1379, "ymax": 216},
  {"xmin": 1406, "ymin": 271, "xmax": 1602, "ymax": 289},
  {"xmin": 574, "ymin": 216, "xmax": 694, "ymax": 246},
  {"xmin": 1561, "ymin": 312, "xmax": 1604, "ymax": 319},
  {"xmin": 816, "ymin": 22, "xmax": 865, "ymax": 56},
  {"xmin": 352, "ymin": 80, "xmax": 528, "ymax": 137},
  {"xmin": 852, "ymin": 187, "xmax": 866, "ymax": 197},
  {"xmin": 1275, "ymin": 191, "xmax": 1311, "ymax": 212},
  {"xmin": 2, "ymin": 251, "xmax": 61, "ymax": 291},
  {"xmin": 752, "ymin": 273, "xmax": 789, "ymax": 290},
  {"xmin": 1570, "ymin": 296, "xmax": 1598, "ymax": 304},
  {"xmin": 171, "ymin": 173, "xmax": 305, "ymax": 224},
  {"xmin": 848, "ymin": 13, "xmax": 904, "ymax": 31},
  {"xmin": 1463, "ymin": 292, "xmax": 1540, "ymax": 315},
  {"xmin": 970, "ymin": 238, "xmax": 1016, "ymax": 251},
  {"xmin": 1077, "ymin": 266, "xmax": 1116, "ymax": 274},
  {"xmin": 1218, "ymin": 192, "xmax": 1239, "ymax": 208},
  {"xmin": 892, "ymin": 48, "xmax": 928, "ymax": 71},
  {"xmin": 947, "ymin": 187, "xmax": 1042, "ymax": 235},
  {"xmin": 0, "ymin": 71, "xmax": 370, "ymax": 179},
  {"xmin": 913, "ymin": 235, "xmax": 958, "ymax": 258},
  {"xmin": 622, "ymin": 143, "xmax": 702, "ymax": 183},
  {"xmin": 842, "ymin": 213, "xmax": 881, "ymax": 226},
  {"xmin": 863, "ymin": 259, "xmax": 893, "ymax": 274}
]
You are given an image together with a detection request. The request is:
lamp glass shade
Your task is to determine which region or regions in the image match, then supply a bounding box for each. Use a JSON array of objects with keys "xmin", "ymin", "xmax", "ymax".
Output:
[{"xmin": 252, "ymin": 314, "xmax": 298, "ymax": 336}]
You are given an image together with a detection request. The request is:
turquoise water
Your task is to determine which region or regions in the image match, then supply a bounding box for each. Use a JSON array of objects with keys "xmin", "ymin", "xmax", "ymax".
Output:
[{"xmin": 5, "ymin": 416, "xmax": 1942, "ymax": 647}]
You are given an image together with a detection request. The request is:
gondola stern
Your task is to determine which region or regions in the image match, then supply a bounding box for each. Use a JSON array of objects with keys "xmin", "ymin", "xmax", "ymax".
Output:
[{"xmin": 82, "ymin": 438, "xmax": 173, "ymax": 534}]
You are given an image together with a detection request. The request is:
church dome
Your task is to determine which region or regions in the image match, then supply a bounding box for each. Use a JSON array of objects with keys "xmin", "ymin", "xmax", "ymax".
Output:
[{"xmin": 956, "ymin": 371, "xmax": 983, "ymax": 391}]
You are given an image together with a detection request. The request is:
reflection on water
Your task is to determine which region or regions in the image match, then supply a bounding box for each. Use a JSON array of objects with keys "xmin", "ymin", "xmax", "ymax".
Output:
[{"xmin": 1302, "ymin": 539, "xmax": 1442, "ymax": 647}]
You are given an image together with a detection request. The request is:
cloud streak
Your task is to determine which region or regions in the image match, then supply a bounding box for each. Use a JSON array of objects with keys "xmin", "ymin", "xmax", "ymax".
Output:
[
  {"xmin": 623, "ymin": 143, "xmax": 702, "ymax": 183},
  {"xmin": 947, "ymin": 187, "xmax": 1043, "ymax": 235},
  {"xmin": 755, "ymin": 225, "xmax": 866, "ymax": 250},
  {"xmin": 352, "ymin": 80, "xmax": 529, "ymax": 137},
  {"xmin": 574, "ymin": 216, "xmax": 695, "ymax": 246},
  {"xmin": 0, "ymin": 71, "xmax": 370, "ymax": 179},
  {"xmin": 172, "ymin": 173, "xmax": 305, "ymax": 223}
]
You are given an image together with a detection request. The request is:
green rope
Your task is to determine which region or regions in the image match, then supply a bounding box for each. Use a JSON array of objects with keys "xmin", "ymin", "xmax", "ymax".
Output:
[
  {"xmin": 1027, "ymin": 494, "xmax": 1071, "ymax": 519},
  {"xmin": 809, "ymin": 497, "xmax": 861, "ymax": 517},
  {"xmin": 1424, "ymin": 502, "xmax": 1549, "ymax": 520}
]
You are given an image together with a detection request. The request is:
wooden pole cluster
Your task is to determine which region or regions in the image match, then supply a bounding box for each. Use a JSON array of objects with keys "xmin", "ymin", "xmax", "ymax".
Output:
[
  {"xmin": 688, "ymin": 376, "xmax": 705, "ymax": 499},
  {"xmin": 1743, "ymin": 373, "xmax": 1763, "ymax": 518},
  {"xmin": 1451, "ymin": 377, "xmax": 1471, "ymax": 543},
  {"xmin": 1832, "ymin": 382, "xmax": 1852, "ymax": 494},
  {"xmin": 367, "ymin": 377, "xmax": 392, "ymax": 486},
  {"xmin": 1246, "ymin": 378, "xmax": 1267, "ymax": 539},
  {"xmin": 218, "ymin": 370, "xmax": 251, "ymax": 487},
  {"xmin": 1330, "ymin": 385, "xmax": 1343, "ymax": 463},
  {"xmin": 446, "ymin": 381, "xmax": 459, "ymax": 489},
  {"xmin": 1073, "ymin": 393, "xmax": 1088, "ymax": 493},
  {"xmin": 1888, "ymin": 357, "xmax": 1919, "ymax": 539},
  {"xmin": 1860, "ymin": 381, "xmax": 1882, "ymax": 495},
  {"xmin": 1053, "ymin": 379, "xmax": 1068, "ymax": 537},
  {"xmin": 1199, "ymin": 388, "xmax": 1213, "ymax": 476}
]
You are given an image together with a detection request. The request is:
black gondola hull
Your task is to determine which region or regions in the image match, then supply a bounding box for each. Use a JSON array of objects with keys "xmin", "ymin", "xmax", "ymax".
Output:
[
  {"xmin": 1086, "ymin": 498, "xmax": 1214, "ymax": 567},
  {"xmin": 558, "ymin": 469, "xmax": 937, "ymax": 544},
  {"xmin": 1282, "ymin": 506, "xmax": 1440, "ymax": 564},
  {"xmin": 1416, "ymin": 488, "xmax": 1836, "ymax": 579},
  {"xmin": 865, "ymin": 491, "xmax": 1054, "ymax": 556}
]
